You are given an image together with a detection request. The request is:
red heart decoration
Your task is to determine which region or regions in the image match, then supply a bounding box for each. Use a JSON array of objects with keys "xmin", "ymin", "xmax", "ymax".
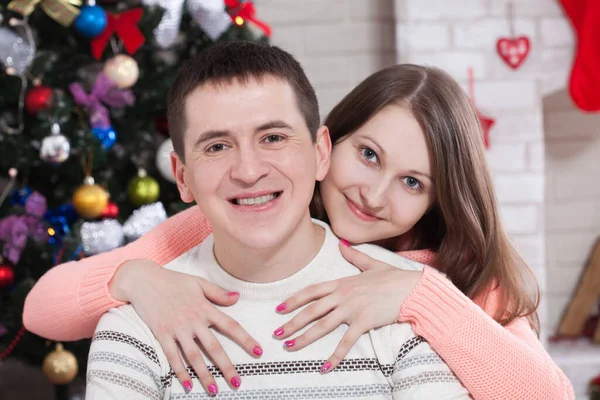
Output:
[{"xmin": 496, "ymin": 36, "xmax": 531, "ymax": 69}]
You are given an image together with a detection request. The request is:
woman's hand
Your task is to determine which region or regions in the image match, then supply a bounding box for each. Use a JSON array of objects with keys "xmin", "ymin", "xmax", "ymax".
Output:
[
  {"xmin": 110, "ymin": 260, "xmax": 262, "ymax": 395},
  {"xmin": 272, "ymin": 242, "xmax": 423, "ymax": 372}
]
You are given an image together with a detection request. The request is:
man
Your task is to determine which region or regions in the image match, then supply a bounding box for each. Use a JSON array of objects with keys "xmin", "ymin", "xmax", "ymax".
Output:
[{"xmin": 86, "ymin": 41, "xmax": 469, "ymax": 399}]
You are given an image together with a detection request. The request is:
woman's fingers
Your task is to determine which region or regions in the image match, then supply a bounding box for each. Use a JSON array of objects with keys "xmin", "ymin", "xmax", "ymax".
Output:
[
  {"xmin": 194, "ymin": 327, "xmax": 242, "ymax": 391},
  {"xmin": 339, "ymin": 241, "xmax": 385, "ymax": 272},
  {"xmin": 274, "ymin": 295, "xmax": 339, "ymax": 339},
  {"xmin": 200, "ymin": 278, "xmax": 240, "ymax": 307},
  {"xmin": 177, "ymin": 333, "xmax": 219, "ymax": 396},
  {"xmin": 283, "ymin": 307, "xmax": 348, "ymax": 351},
  {"xmin": 276, "ymin": 280, "xmax": 336, "ymax": 314},
  {"xmin": 159, "ymin": 335, "xmax": 193, "ymax": 393},
  {"xmin": 211, "ymin": 310, "xmax": 264, "ymax": 358},
  {"xmin": 321, "ymin": 324, "xmax": 366, "ymax": 373}
]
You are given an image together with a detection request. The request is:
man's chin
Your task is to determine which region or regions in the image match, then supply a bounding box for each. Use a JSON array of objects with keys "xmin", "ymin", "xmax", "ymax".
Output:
[{"xmin": 231, "ymin": 229, "xmax": 288, "ymax": 251}]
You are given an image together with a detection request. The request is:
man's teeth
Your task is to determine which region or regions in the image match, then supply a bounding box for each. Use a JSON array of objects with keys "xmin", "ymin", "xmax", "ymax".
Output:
[{"xmin": 236, "ymin": 193, "xmax": 277, "ymax": 205}]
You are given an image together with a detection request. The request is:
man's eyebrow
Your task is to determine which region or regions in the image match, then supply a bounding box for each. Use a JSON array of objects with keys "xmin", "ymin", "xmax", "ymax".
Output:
[
  {"xmin": 193, "ymin": 130, "xmax": 231, "ymax": 148},
  {"xmin": 255, "ymin": 120, "xmax": 294, "ymax": 132}
]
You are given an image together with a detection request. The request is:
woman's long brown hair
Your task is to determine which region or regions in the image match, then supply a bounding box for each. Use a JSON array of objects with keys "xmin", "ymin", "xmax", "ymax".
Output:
[{"xmin": 312, "ymin": 64, "xmax": 539, "ymax": 328}]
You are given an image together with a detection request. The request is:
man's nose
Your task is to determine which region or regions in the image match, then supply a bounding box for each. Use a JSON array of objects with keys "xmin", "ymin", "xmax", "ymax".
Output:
[{"xmin": 230, "ymin": 146, "xmax": 269, "ymax": 185}]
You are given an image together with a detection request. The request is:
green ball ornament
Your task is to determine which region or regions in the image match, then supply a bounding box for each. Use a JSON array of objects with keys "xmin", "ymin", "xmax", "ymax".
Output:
[{"xmin": 128, "ymin": 169, "xmax": 160, "ymax": 206}]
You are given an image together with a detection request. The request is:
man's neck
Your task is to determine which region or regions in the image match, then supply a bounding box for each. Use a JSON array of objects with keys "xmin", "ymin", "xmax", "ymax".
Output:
[{"xmin": 212, "ymin": 217, "xmax": 325, "ymax": 283}]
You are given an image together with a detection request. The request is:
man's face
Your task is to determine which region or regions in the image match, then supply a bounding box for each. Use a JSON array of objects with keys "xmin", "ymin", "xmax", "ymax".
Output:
[{"xmin": 171, "ymin": 75, "xmax": 330, "ymax": 250}]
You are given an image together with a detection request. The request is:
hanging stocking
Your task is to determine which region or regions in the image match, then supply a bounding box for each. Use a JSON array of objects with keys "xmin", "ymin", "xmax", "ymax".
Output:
[{"xmin": 560, "ymin": 0, "xmax": 600, "ymax": 112}]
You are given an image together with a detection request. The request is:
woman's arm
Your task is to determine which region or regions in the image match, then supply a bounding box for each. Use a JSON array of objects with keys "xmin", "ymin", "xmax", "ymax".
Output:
[
  {"xmin": 273, "ymin": 245, "xmax": 573, "ymax": 400},
  {"xmin": 23, "ymin": 206, "xmax": 210, "ymax": 340},
  {"xmin": 400, "ymin": 266, "xmax": 574, "ymax": 400}
]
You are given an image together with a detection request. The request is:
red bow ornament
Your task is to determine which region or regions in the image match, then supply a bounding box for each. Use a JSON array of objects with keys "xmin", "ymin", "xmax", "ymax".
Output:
[
  {"xmin": 91, "ymin": 8, "xmax": 145, "ymax": 60},
  {"xmin": 225, "ymin": 0, "xmax": 271, "ymax": 37}
]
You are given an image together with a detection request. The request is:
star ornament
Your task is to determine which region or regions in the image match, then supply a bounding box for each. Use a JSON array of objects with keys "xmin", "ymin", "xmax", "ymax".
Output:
[{"xmin": 478, "ymin": 113, "xmax": 495, "ymax": 149}]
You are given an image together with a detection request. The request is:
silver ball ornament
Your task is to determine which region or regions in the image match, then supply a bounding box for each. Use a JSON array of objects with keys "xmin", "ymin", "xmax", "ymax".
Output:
[
  {"xmin": 40, "ymin": 123, "xmax": 70, "ymax": 163},
  {"xmin": 156, "ymin": 138, "xmax": 175, "ymax": 183}
]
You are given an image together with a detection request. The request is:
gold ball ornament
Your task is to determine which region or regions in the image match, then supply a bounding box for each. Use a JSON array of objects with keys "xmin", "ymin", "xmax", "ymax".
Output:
[
  {"xmin": 73, "ymin": 176, "xmax": 109, "ymax": 219},
  {"xmin": 128, "ymin": 169, "xmax": 160, "ymax": 206},
  {"xmin": 42, "ymin": 343, "xmax": 78, "ymax": 385},
  {"xmin": 103, "ymin": 54, "xmax": 139, "ymax": 89}
]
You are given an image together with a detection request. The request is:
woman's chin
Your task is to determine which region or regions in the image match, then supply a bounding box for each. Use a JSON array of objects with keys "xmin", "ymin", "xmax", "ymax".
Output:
[{"xmin": 330, "ymin": 220, "xmax": 373, "ymax": 245}]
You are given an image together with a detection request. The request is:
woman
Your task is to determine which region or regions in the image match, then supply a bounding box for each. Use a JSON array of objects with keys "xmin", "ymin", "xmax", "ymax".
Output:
[{"xmin": 23, "ymin": 64, "xmax": 573, "ymax": 399}]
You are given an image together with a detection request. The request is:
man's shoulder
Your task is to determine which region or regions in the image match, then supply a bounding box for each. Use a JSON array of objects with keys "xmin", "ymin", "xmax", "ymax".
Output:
[
  {"xmin": 94, "ymin": 304, "xmax": 155, "ymax": 346},
  {"xmin": 163, "ymin": 233, "xmax": 214, "ymax": 276},
  {"xmin": 370, "ymin": 324, "xmax": 468, "ymax": 397},
  {"xmin": 88, "ymin": 306, "xmax": 168, "ymax": 397},
  {"xmin": 91, "ymin": 304, "xmax": 167, "ymax": 374},
  {"xmin": 353, "ymin": 243, "xmax": 425, "ymax": 272}
]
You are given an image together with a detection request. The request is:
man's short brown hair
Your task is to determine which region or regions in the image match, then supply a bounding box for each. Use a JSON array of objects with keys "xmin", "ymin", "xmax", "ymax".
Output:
[{"xmin": 167, "ymin": 41, "xmax": 320, "ymax": 161}]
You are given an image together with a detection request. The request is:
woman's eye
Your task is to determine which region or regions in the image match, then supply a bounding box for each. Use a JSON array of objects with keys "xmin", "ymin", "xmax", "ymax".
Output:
[
  {"xmin": 402, "ymin": 176, "xmax": 422, "ymax": 190},
  {"xmin": 360, "ymin": 146, "xmax": 378, "ymax": 163}
]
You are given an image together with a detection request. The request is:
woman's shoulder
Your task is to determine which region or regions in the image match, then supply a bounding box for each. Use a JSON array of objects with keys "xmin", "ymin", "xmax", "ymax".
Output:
[
  {"xmin": 397, "ymin": 249, "xmax": 505, "ymax": 312},
  {"xmin": 397, "ymin": 249, "xmax": 437, "ymax": 267}
]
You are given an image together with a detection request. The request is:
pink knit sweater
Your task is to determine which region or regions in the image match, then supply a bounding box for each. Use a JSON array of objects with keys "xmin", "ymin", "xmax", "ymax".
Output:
[{"xmin": 23, "ymin": 207, "xmax": 573, "ymax": 399}]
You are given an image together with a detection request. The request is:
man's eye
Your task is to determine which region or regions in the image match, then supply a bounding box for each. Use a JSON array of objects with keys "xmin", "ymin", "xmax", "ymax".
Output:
[
  {"xmin": 207, "ymin": 143, "xmax": 229, "ymax": 152},
  {"xmin": 264, "ymin": 135, "xmax": 284, "ymax": 143}
]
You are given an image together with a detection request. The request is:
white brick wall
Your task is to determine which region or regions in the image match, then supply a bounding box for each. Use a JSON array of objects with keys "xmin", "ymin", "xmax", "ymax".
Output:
[
  {"xmin": 400, "ymin": 0, "xmax": 487, "ymax": 21},
  {"xmin": 494, "ymin": 173, "xmax": 544, "ymax": 203},
  {"xmin": 256, "ymin": 0, "xmax": 396, "ymax": 118},
  {"xmin": 453, "ymin": 18, "xmax": 536, "ymax": 49},
  {"xmin": 499, "ymin": 205, "xmax": 540, "ymax": 234},
  {"xmin": 396, "ymin": 22, "xmax": 451, "ymax": 51},
  {"xmin": 468, "ymin": 80, "xmax": 539, "ymax": 110},
  {"xmin": 540, "ymin": 17, "xmax": 574, "ymax": 47},
  {"xmin": 486, "ymin": 143, "xmax": 527, "ymax": 171},
  {"xmin": 488, "ymin": 0, "xmax": 564, "ymax": 17},
  {"xmin": 411, "ymin": 51, "xmax": 487, "ymax": 79}
]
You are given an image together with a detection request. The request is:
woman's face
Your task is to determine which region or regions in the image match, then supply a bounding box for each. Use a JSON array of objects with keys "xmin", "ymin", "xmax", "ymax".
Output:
[{"xmin": 320, "ymin": 105, "xmax": 436, "ymax": 245}]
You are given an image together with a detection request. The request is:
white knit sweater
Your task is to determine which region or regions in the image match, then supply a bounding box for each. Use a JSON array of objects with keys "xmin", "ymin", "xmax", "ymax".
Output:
[{"xmin": 86, "ymin": 220, "xmax": 469, "ymax": 399}]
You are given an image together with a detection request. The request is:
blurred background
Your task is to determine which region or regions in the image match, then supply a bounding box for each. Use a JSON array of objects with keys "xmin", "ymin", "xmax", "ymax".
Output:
[{"xmin": 0, "ymin": 0, "xmax": 598, "ymax": 398}]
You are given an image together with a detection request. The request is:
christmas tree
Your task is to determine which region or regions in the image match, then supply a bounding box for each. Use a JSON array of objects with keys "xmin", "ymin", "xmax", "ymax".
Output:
[{"xmin": 0, "ymin": 0, "xmax": 269, "ymax": 395}]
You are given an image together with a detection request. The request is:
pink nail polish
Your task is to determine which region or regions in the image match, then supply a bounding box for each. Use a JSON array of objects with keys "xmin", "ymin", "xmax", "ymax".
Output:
[
  {"xmin": 208, "ymin": 383, "xmax": 218, "ymax": 396},
  {"xmin": 340, "ymin": 238, "xmax": 350, "ymax": 247},
  {"xmin": 253, "ymin": 346, "xmax": 263, "ymax": 356},
  {"xmin": 276, "ymin": 303, "xmax": 287, "ymax": 312},
  {"xmin": 231, "ymin": 376, "xmax": 241, "ymax": 388},
  {"xmin": 321, "ymin": 362, "xmax": 332, "ymax": 373},
  {"xmin": 183, "ymin": 380, "xmax": 192, "ymax": 393},
  {"xmin": 274, "ymin": 328, "xmax": 284, "ymax": 337},
  {"xmin": 228, "ymin": 291, "xmax": 239, "ymax": 297},
  {"xmin": 284, "ymin": 339, "xmax": 295, "ymax": 348}
]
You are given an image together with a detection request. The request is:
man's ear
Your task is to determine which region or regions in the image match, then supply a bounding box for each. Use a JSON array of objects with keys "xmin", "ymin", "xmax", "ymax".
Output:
[
  {"xmin": 171, "ymin": 151, "xmax": 195, "ymax": 203},
  {"xmin": 314, "ymin": 125, "xmax": 332, "ymax": 182}
]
